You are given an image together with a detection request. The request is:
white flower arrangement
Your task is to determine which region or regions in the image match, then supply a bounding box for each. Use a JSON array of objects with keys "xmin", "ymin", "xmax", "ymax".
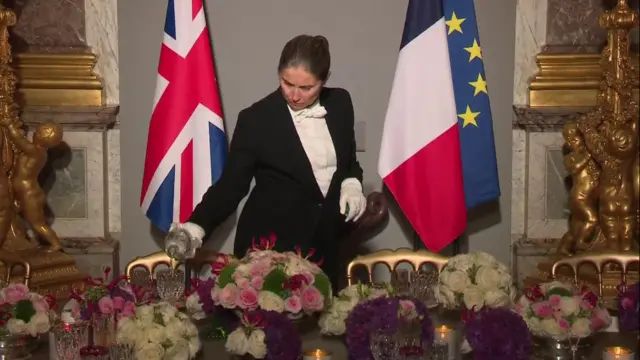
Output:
[
  {"xmin": 116, "ymin": 301, "xmax": 201, "ymax": 360},
  {"xmin": 318, "ymin": 283, "xmax": 392, "ymax": 336},
  {"xmin": 434, "ymin": 252, "xmax": 516, "ymax": 310}
]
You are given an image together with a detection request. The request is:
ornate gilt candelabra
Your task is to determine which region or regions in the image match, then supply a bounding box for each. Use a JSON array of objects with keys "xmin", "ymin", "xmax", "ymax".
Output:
[
  {"xmin": 0, "ymin": 4, "xmax": 86, "ymax": 297},
  {"xmin": 529, "ymin": 0, "xmax": 639, "ymax": 303}
]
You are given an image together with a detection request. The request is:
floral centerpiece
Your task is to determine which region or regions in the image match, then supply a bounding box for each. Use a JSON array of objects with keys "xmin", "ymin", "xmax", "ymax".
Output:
[
  {"xmin": 617, "ymin": 282, "xmax": 639, "ymax": 331},
  {"xmin": 434, "ymin": 252, "xmax": 516, "ymax": 309},
  {"xmin": 0, "ymin": 283, "xmax": 55, "ymax": 338},
  {"xmin": 211, "ymin": 236, "xmax": 332, "ymax": 318},
  {"xmin": 116, "ymin": 301, "xmax": 200, "ymax": 360},
  {"xmin": 345, "ymin": 296, "xmax": 434, "ymax": 360},
  {"xmin": 515, "ymin": 281, "xmax": 612, "ymax": 340},
  {"xmin": 66, "ymin": 267, "xmax": 143, "ymax": 323},
  {"xmin": 463, "ymin": 307, "xmax": 533, "ymax": 360},
  {"xmin": 225, "ymin": 309, "xmax": 300, "ymax": 360},
  {"xmin": 319, "ymin": 282, "xmax": 392, "ymax": 336}
]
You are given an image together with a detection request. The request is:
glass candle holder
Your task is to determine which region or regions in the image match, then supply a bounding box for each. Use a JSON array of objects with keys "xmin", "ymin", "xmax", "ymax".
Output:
[
  {"xmin": 370, "ymin": 330, "xmax": 398, "ymax": 360},
  {"xmin": 302, "ymin": 348, "xmax": 332, "ymax": 360},
  {"xmin": 428, "ymin": 341, "xmax": 449, "ymax": 360},
  {"xmin": 52, "ymin": 321, "xmax": 89, "ymax": 360},
  {"xmin": 603, "ymin": 346, "xmax": 634, "ymax": 360},
  {"xmin": 91, "ymin": 313, "xmax": 115, "ymax": 347}
]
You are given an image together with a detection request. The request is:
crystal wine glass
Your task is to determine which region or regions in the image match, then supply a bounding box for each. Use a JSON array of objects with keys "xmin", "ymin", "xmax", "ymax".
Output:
[
  {"xmin": 156, "ymin": 268, "xmax": 185, "ymax": 304},
  {"xmin": 52, "ymin": 322, "xmax": 89, "ymax": 360},
  {"xmin": 109, "ymin": 343, "xmax": 136, "ymax": 360}
]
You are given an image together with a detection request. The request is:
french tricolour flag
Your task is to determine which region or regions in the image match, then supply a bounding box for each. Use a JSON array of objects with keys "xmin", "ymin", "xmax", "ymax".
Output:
[
  {"xmin": 140, "ymin": 0, "xmax": 227, "ymax": 232},
  {"xmin": 378, "ymin": 0, "xmax": 500, "ymax": 251}
]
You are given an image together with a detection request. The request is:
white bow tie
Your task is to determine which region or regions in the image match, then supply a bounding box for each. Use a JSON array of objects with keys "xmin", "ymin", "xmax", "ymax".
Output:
[{"xmin": 292, "ymin": 105, "xmax": 327, "ymax": 123}]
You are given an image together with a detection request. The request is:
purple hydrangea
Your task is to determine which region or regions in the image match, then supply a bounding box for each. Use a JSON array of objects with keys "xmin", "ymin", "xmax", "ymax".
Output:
[
  {"xmin": 195, "ymin": 278, "xmax": 216, "ymax": 314},
  {"xmin": 345, "ymin": 296, "xmax": 434, "ymax": 360},
  {"xmin": 618, "ymin": 282, "xmax": 639, "ymax": 331},
  {"xmin": 465, "ymin": 307, "xmax": 532, "ymax": 360}
]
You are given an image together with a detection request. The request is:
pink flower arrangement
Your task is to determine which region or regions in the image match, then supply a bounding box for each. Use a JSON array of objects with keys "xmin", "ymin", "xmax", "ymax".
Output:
[
  {"xmin": 515, "ymin": 281, "xmax": 611, "ymax": 340},
  {"xmin": 0, "ymin": 284, "xmax": 56, "ymax": 337},
  {"xmin": 211, "ymin": 235, "xmax": 332, "ymax": 317},
  {"xmin": 66, "ymin": 267, "xmax": 146, "ymax": 323}
]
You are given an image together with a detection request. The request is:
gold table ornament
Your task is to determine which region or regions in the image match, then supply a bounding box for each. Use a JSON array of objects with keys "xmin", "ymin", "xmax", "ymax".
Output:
[
  {"xmin": 603, "ymin": 346, "xmax": 634, "ymax": 360},
  {"xmin": 302, "ymin": 348, "xmax": 332, "ymax": 360},
  {"xmin": 0, "ymin": 5, "xmax": 87, "ymax": 296}
]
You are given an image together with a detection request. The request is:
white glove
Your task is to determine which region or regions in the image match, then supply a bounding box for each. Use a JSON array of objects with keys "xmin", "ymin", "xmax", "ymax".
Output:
[
  {"xmin": 165, "ymin": 222, "xmax": 204, "ymax": 259},
  {"xmin": 339, "ymin": 178, "xmax": 367, "ymax": 222}
]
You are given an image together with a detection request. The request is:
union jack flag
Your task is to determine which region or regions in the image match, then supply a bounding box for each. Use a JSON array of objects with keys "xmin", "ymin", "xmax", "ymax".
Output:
[{"xmin": 140, "ymin": 0, "xmax": 227, "ymax": 232}]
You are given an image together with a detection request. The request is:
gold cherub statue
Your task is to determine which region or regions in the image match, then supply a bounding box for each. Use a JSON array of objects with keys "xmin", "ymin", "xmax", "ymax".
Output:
[
  {"xmin": 0, "ymin": 118, "xmax": 64, "ymax": 252},
  {"xmin": 557, "ymin": 122, "xmax": 601, "ymax": 256}
]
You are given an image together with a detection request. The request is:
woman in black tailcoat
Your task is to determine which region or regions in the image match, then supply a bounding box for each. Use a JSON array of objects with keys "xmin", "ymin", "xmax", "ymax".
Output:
[{"xmin": 165, "ymin": 35, "xmax": 366, "ymax": 289}]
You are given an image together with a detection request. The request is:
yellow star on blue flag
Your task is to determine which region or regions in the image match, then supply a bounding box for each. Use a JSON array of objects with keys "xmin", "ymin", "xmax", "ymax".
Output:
[{"xmin": 444, "ymin": 0, "xmax": 500, "ymax": 208}]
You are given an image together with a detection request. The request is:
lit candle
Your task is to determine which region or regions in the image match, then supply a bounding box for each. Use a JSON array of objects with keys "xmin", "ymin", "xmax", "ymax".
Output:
[
  {"xmin": 603, "ymin": 347, "xmax": 634, "ymax": 360},
  {"xmin": 435, "ymin": 325, "xmax": 452, "ymax": 344},
  {"xmin": 302, "ymin": 348, "xmax": 332, "ymax": 360}
]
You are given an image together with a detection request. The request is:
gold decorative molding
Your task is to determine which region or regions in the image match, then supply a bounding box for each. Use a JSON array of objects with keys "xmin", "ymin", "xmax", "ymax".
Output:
[
  {"xmin": 13, "ymin": 52, "xmax": 104, "ymax": 107},
  {"xmin": 529, "ymin": 52, "xmax": 639, "ymax": 107}
]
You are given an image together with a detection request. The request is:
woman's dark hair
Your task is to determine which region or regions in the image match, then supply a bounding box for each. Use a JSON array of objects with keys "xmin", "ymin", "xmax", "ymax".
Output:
[{"xmin": 277, "ymin": 35, "xmax": 331, "ymax": 82}]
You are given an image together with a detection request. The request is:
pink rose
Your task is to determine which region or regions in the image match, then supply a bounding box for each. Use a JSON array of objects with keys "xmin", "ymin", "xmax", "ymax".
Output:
[
  {"xmin": 548, "ymin": 295, "xmax": 562, "ymax": 308},
  {"xmin": 31, "ymin": 296, "xmax": 49, "ymax": 312},
  {"xmin": 590, "ymin": 309, "xmax": 610, "ymax": 331},
  {"xmin": 250, "ymin": 261, "xmax": 273, "ymax": 277},
  {"xmin": 2, "ymin": 284, "xmax": 29, "ymax": 304},
  {"xmin": 120, "ymin": 301, "xmax": 136, "ymax": 318},
  {"xmin": 284, "ymin": 296, "xmax": 302, "ymax": 314},
  {"xmin": 558, "ymin": 318, "xmax": 569, "ymax": 329},
  {"xmin": 219, "ymin": 284, "xmax": 239, "ymax": 309},
  {"xmin": 621, "ymin": 297, "xmax": 634, "ymax": 310},
  {"xmin": 98, "ymin": 296, "xmax": 115, "ymax": 315},
  {"xmin": 250, "ymin": 276, "xmax": 264, "ymax": 290},
  {"xmin": 236, "ymin": 277, "xmax": 250, "ymax": 289},
  {"xmin": 236, "ymin": 288, "xmax": 259, "ymax": 310},
  {"xmin": 532, "ymin": 302, "xmax": 553, "ymax": 318},
  {"xmin": 71, "ymin": 306, "xmax": 81, "ymax": 320},
  {"xmin": 301, "ymin": 272, "xmax": 315, "ymax": 285},
  {"xmin": 301, "ymin": 286, "xmax": 324, "ymax": 312},
  {"xmin": 112, "ymin": 297, "xmax": 125, "ymax": 311}
]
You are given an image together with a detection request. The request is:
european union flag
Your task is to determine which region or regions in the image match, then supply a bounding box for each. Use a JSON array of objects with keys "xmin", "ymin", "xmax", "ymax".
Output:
[{"xmin": 444, "ymin": 0, "xmax": 500, "ymax": 209}]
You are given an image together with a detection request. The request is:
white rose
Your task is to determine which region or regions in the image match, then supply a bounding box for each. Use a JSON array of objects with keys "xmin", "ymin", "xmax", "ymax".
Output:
[
  {"xmin": 136, "ymin": 305, "xmax": 155, "ymax": 323},
  {"xmin": 186, "ymin": 298, "xmax": 205, "ymax": 320},
  {"xmin": 165, "ymin": 318, "xmax": 186, "ymax": 343},
  {"xmin": 435, "ymin": 285, "xmax": 457, "ymax": 307},
  {"xmin": 463, "ymin": 286, "xmax": 485, "ymax": 310},
  {"xmin": 188, "ymin": 334, "xmax": 201, "ymax": 356},
  {"xmin": 27, "ymin": 312, "xmax": 51, "ymax": 336},
  {"xmin": 319, "ymin": 313, "xmax": 347, "ymax": 335},
  {"xmin": 559, "ymin": 297, "xmax": 580, "ymax": 316},
  {"xmin": 484, "ymin": 290, "xmax": 510, "ymax": 308},
  {"xmin": 185, "ymin": 321, "xmax": 199, "ymax": 338},
  {"xmin": 570, "ymin": 318, "xmax": 591, "ymax": 338},
  {"xmin": 136, "ymin": 343, "xmax": 165, "ymax": 360},
  {"xmin": 165, "ymin": 340, "xmax": 190, "ymax": 360},
  {"xmin": 6, "ymin": 319, "xmax": 27, "ymax": 335},
  {"xmin": 225, "ymin": 328, "xmax": 249, "ymax": 355},
  {"xmin": 147, "ymin": 323, "xmax": 167, "ymax": 344},
  {"xmin": 116, "ymin": 317, "xmax": 136, "ymax": 344},
  {"xmin": 369, "ymin": 288, "xmax": 389, "ymax": 299},
  {"xmin": 338, "ymin": 285, "xmax": 360, "ymax": 299},
  {"xmin": 474, "ymin": 252, "xmax": 498, "ymax": 266},
  {"xmin": 526, "ymin": 316, "xmax": 543, "ymax": 336},
  {"xmin": 441, "ymin": 270, "xmax": 471, "ymax": 293},
  {"xmin": 235, "ymin": 264, "xmax": 251, "ymax": 277},
  {"xmin": 448, "ymin": 254, "xmax": 474, "ymax": 271},
  {"xmin": 497, "ymin": 270, "xmax": 512, "ymax": 287},
  {"xmin": 246, "ymin": 329, "xmax": 267, "ymax": 358},
  {"xmin": 475, "ymin": 266, "xmax": 502, "ymax": 290},
  {"xmin": 334, "ymin": 299, "xmax": 354, "ymax": 314},
  {"xmin": 541, "ymin": 318, "xmax": 565, "ymax": 340},
  {"xmin": 257, "ymin": 291, "xmax": 285, "ymax": 313}
]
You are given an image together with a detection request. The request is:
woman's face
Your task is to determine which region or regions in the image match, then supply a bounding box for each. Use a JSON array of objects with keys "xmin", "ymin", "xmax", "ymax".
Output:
[{"xmin": 279, "ymin": 66, "xmax": 323, "ymax": 111}]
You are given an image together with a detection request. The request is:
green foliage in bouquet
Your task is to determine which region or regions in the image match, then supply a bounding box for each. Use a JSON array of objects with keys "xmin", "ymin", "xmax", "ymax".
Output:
[
  {"xmin": 262, "ymin": 268, "xmax": 289, "ymax": 298},
  {"xmin": 546, "ymin": 287, "xmax": 573, "ymax": 298},
  {"xmin": 313, "ymin": 273, "xmax": 331, "ymax": 300},
  {"xmin": 217, "ymin": 263, "xmax": 238, "ymax": 288},
  {"xmin": 13, "ymin": 300, "xmax": 36, "ymax": 323}
]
